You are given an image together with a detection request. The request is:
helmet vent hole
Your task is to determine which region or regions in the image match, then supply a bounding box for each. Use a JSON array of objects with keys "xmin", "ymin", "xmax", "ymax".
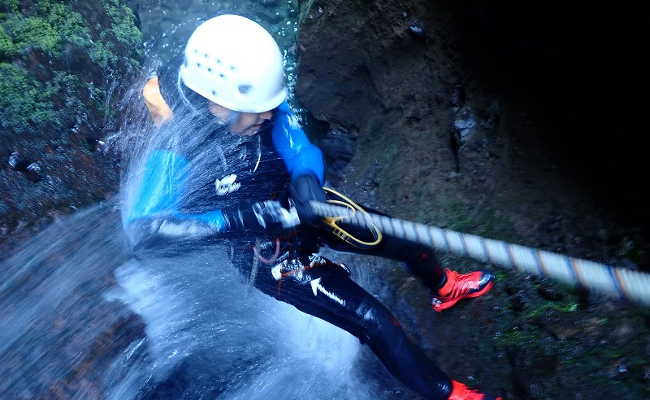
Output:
[
  {"xmin": 238, "ymin": 84, "xmax": 252, "ymax": 94},
  {"xmin": 230, "ymin": 65, "xmax": 236, "ymax": 71},
  {"xmin": 219, "ymin": 73, "xmax": 225, "ymax": 78},
  {"xmin": 196, "ymin": 62, "xmax": 201, "ymax": 68},
  {"xmin": 204, "ymin": 53, "xmax": 208, "ymax": 58},
  {"xmin": 207, "ymin": 67, "xmax": 212, "ymax": 72},
  {"xmin": 212, "ymin": 90, "xmax": 217, "ymax": 96},
  {"xmin": 216, "ymin": 59, "xmax": 221, "ymax": 64}
]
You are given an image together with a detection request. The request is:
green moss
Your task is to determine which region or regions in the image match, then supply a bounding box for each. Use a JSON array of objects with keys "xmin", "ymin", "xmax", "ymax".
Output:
[
  {"xmin": 0, "ymin": 0, "xmax": 18, "ymax": 13},
  {"xmin": 522, "ymin": 299, "xmax": 578, "ymax": 320},
  {"xmin": 0, "ymin": 62, "xmax": 59, "ymax": 133},
  {"xmin": 494, "ymin": 326, "xmax": 540, "ymax": 347},
  {"xmin": 438, "ymin": 198, "xmax": 516, "ymax": 243},
  {"xmin": 5, "ymin": 16, "xmax": 59, "ymax": 53},
  {"xmin": 89, "ymin": 37, "xmax": 117, "ymax": 69},
  {"xmin": 0, "ymin": 24, "xmax": 15, "ymax": 58},
  {"xmin": 40, "ymin": 2, "xmax": 88, "ymax": 43},
  {"xmin": 1, "ymin": 2, "xmax": 89, "ymax": 57},
  {"xmin": 0, "ymin": 0, "xmax": 141, "ymax": 68},
  {"xmin": 103, "ymin": 0, "xmax": 141, "ymax": 48},
  {"xmin": 0, "ymin": 34, "xmax": 111, "ymax": 134},
  {"xmin": 48, "ymin": 71, "xmax": 100, "ymax": 113},
  {"xmin": 0, "ymin": 0, "xmax": 142, "ymax": 143}
]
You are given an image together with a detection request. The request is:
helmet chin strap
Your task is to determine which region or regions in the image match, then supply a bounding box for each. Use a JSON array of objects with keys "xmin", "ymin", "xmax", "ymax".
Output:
[
  {"xmin": 176, "ymin": 72, "xmax": 209, "ymax": 116},
  {"xmin": 175, "ymin": 72, "xmax": 193, "ymax": 111}
]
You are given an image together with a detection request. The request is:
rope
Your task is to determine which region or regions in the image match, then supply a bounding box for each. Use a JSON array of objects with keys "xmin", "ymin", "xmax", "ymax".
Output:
[
  {"xmin": 310, "ymin": 201, "xmax": 650, "ymax": 307},
  {"xmin": 322, "ymin": 187, "xmax": 383, "ymax": 248}
]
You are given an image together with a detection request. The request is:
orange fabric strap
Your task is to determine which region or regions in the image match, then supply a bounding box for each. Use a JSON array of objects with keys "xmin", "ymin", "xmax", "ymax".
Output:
[{"xmin": 142, "ymin": 77, "xmax": 173, "ymax": 127}]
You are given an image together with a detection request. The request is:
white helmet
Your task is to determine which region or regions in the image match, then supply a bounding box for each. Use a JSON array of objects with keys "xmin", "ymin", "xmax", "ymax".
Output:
[{"xmin": 179, "ymin": 14, "xmax": 287, "ymax": 113}]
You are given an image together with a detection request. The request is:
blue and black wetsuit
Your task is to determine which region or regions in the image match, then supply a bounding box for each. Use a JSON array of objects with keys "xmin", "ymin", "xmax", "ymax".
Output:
[{"xmin": 127, "ymin": 60, "xmax": 453, "ymax": 400}]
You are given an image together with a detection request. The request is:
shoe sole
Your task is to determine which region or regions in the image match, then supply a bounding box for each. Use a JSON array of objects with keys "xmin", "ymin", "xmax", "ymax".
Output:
[{"xmin": 432, "ymin": 281, "xmax": 495, "ymax": 312}]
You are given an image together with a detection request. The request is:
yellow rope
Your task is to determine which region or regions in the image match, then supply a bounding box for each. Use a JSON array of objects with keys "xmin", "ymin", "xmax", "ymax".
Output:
[{"xmin": 322, "ymin": 187, "xmax": 383, "ymax": 248}]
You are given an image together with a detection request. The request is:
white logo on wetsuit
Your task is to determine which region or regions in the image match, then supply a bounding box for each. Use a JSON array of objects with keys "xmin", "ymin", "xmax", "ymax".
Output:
[{"xmin": 214, "ymin": 174, "xmax": 241, "ymax": 196}]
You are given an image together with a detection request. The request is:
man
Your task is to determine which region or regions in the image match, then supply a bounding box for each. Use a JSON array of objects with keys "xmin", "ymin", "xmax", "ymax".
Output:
[{"xmin": 129, "ymin": 14, "xmax": 501, "ymax": 400}]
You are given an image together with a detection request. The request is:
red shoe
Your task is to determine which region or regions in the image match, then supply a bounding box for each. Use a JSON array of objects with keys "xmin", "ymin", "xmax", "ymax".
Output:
[
  {"xmin": 432, "ymin": 268, "xmax": 495, "ymax": 312},
  {"xmin": 448, "ymin": 380, "xmax": 503, "ymax": 400}
]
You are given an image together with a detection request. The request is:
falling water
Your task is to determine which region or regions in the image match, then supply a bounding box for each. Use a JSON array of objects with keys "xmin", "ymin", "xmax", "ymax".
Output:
[
  {"xmin": 0, "ymin": 1, "xmax": 409, "ymax": 399},
  {"xmin": 0, "ymin": 200, "xmax": 402, "ymax": 399}
]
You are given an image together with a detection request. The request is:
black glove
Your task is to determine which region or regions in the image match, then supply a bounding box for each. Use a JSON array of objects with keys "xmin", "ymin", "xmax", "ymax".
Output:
[
  {"xmin": 129, "ymin": 216, "xmax": 218, "ymax": 253},
  {"xmin": 130, "ymin": 202, "xmax": 298, "ymax": 251},
  {"xmin": 221, "ymin": 201, "xmax": 300, "ymax": 234},
  {"xmin": 289, "ymin": 173, "xmax": 326, "ymax": 226}
]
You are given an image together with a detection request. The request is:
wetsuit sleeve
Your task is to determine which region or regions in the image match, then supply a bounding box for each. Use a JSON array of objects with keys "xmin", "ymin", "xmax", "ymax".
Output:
[
  {"xmin": 271, "ymin": 102, "xmax": 325, "ymax": 185},
  {"xmin": 126, "ymin": 149, "xmax": 229, "ymax": 240},
  {"xmin": 125, "ymin": 150, "xmax": 296, "ymax": 247}
]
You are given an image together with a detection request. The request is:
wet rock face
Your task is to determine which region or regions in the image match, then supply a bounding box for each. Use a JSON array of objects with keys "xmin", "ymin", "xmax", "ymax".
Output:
[
  {"xmin": 297, "ymin": 0, "xmax": 650, "ymax": 267},
  {"xmin": 0, "ymin": 204, "xmax": 147, "ymax": 399},
  {"xmin": 296, "ymin": 0, "xmax": 649, "ymax": 398},
  {"xmin": 0, "ymin": 0, "xmax": 142, "ymax": 248},
  {"xmin": 297, "ymin": 0, "xmax": 649, "ymax": 224},
  {"xmin": 319, "ymin": 128, "xmax": 356, "ymax": 185},
  {"xmin": 8, "ymin": 151, "xmax": 29, "ymax": 171}
]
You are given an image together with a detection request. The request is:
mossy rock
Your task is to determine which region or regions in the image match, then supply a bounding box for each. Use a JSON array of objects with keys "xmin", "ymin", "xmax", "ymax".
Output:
[{"xmin": 0, "ymin": 0, "xmax": 143, "ymax": 241}]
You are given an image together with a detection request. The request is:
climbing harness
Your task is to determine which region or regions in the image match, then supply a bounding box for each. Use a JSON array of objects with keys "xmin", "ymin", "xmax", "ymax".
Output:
[
  {"xmin": 249, "ymin": 238, "xmax": 280, "ymax": 288},
  {"xmin": 309, "ymin": 201, "xmax": 650, "ymax": 307},
  {"xmin": 253, "ymin": 237, "xmax": 281, "ymax": 265},
  {"xmin": 322, "ymin": 187, "xmax": 382, "ymax": 249}
]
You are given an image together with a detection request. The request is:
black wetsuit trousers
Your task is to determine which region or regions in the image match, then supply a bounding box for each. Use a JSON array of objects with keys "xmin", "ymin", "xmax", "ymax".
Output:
[{"xmin": 232, "ymin": 217, "xmax": 452, "ymax": 400}]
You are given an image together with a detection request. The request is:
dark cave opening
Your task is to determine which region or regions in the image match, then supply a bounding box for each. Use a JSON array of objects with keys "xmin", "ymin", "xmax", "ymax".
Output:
[{"xmin": 444, "ymin": 2, "xmax": 649, "ymax": 232}]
